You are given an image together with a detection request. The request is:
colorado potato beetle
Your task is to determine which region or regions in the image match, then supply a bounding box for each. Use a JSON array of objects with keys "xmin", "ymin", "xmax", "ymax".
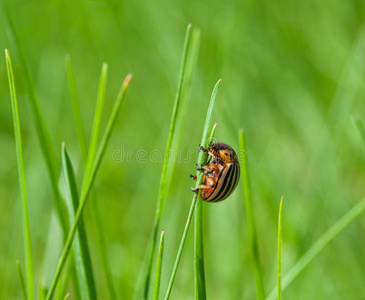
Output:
[{"xmin": 190, "ymin": 142, "xmax": 240, "ymax": 202}]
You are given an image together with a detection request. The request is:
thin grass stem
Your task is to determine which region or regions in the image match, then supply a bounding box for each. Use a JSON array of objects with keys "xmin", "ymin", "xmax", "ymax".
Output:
[
  {"xmin": 6, "ymin": 50, "xmax": 34, "ymax": 300},
  {"xmin": 86, "ymin": 63, "xmax": 108, "ymax": 180},
  {"xmin": 65, "ymin": 55, "xmax": 88, "ymax": 162},
  {"xmin": 277, "ymin": 197, "xmax": 283, "ymax": 300},
  {"xmin": 63, "ymin": 294, "xmax": 71, "ymax": 300},
  {"xmin": 66, "ymin": 57, "xmax": 117, "ymax": 299},
  {"xmin": 138, "ymin": 24, "xmax": 193, "ymax": 300},
  {"xmin": 46, "ymin": 74, "xmax": 132, "ymax": 300},
  {"xmin": 193, "ymin": 124, "xmax": 218, "ymax": 300},
  {"xmin": 355, "ymin": 119, "xmax": 365, "ymax": 143},
  {"xmin": 152, "ymin": 230, "xmax": 165, "ymax": 300},
  {"xmin": 238, "ymin": 129, "xmax": 265, "ymax": 300},
  {"xmin": 166, "ymin": 28, "xmax": 201, "ymax": 189},
  {"xmin": 62, "ymin": 145, "xmax": 97, "ymax": 299},
  {"xmin": 2, "ymin": 6, "xmax": 68, "ymax": 235},
  {"xmin": 164, "ymin": 79, "xmax": 222, "ymax": 300},
  {"xmin": 266, "ymin": 197, "xmax": 365, "ymax": 299},
  {"xmin": 16, "ymin": 261, "xmax": 28, "ymax": 300}
]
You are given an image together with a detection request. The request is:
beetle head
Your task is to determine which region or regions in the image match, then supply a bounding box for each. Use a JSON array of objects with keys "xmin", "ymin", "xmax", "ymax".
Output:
[{"xmin": 210, "ymin": 142, "xmax": 238, "ymax": 164}]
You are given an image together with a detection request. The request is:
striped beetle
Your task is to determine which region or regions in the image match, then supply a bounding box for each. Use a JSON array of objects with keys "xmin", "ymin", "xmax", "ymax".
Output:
[{"xmin": 190, "ymin": 142, "xmax": 240, "ymax": 202}]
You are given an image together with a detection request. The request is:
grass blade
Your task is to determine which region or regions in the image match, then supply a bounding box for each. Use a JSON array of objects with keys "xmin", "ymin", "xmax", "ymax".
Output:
[
  {"xmin": 62, "ymin": 144, "xmax": 97, "ymax": 299},
  {"xmin": 16, "ymin": 261, "xmax": 28, "ymax": 300},
  {"xmin": 193, "ymin": 124, "xmax": 218, "ymax": 300},
  {"xmin": 238, "ymin": 129, "xmax": 265, "ymax": 300},
  {"xmin": 86, "ymin": 63, "xmax": 108, "ymax": 180},
  {"xmin": 58, "ymin": 255, "xmax": 79, "ymax": 300},
  {"xmin": 138, "ymin": 23, "xmax": 193, "ymax": 300},
  {"xmin": 38, "ymin": 282, "xmax": 48, "ymax": 300},
  {"xmin": 194, "ymin": 179, "xmax": 206, "ymax": 300},
  {"xmin": 6, "ymin": 50, "xmax": 34, "ymax": 300},
  {"xmin": 164, "ymin": 79, "xmax": 222, "ymax": 300},
  {"xmin": 355, "ymin": 119, "xmax": 365, "ymax": 143},
  {"xmin": 2, "ymin": 6, "xmax": 68, "ymax": 235},
  {"xmin": 66, "ymin": 57, "xmax": 117, "ymax": 299},
  {"xmin": 166, "ymin": 28, "xmax": 201, "ymax": 188},
  {"xmin": 152, "ymin": 230, "xmax": 165, "ymax": 300},
  {"xmin": 266, "ymin": 197, "xmax": 365, "ymax": 300},
  {"xmin": 65, "ymin": 55, "xmax": 88, "ymax": 162},
  {"xmin": 63, "ymin": 294, "xmax": 71, "ymax": 300},
  {"xmin": 277, "ymin": 197, "xmax": 283, "ymax": 300},
  {"xmin": 46, "ymin": 73, "xmax": 132, "ymax": 299}
]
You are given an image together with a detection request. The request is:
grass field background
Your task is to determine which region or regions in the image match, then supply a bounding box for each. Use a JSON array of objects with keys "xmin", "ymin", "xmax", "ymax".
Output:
[{"xmin": 1, "ymin": 1, "xmax": 365, "ymax": 299}]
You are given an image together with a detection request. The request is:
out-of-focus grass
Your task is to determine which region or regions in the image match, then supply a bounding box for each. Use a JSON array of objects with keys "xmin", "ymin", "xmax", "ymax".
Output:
[
  {"xmin": 6, "ymin": 49, "xmax": 34, "ymax": 300},
  {"xmin": 1, "ymin": 1, "xmax": 365, "ymax": 299}
]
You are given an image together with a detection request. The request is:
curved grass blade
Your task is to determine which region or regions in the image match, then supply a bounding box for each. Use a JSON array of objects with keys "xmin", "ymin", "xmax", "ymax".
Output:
[
  {"xmin": 39, "ymin": 281, "xmax": 48, "ymax": 300},
  {"xmin": 238, "ymin": 129, "xmax": 265, "ymax": 300},
  {"xmin": 166, "ymin": 27, "xmax": 201, "ymax": 189},
  {"xmin": 164, "ymin": 79, "xmax": 222, "ymax": 300},
  {"xmin": 136, "ymin": 23, "xmax": 193, "ymax": 300},
  {"xmin": 65, "ymin": 55, "xmax": 88, "ymax": 162},
  {"xmin": 58, "ymin": 254, "xmax": 79, "ymax": 300},
  {"xmin": 1, "ymin": 5, "xmax": 68, "ymax": 235},
  {"xmin": 46, "ymin": 74, "xmax": 132, "ymax": 299},
  {"xmin": 63, "ymin": 294, "xmax": 71, "ymax": 300},
  {"xmin": 152, "ymin": 230, "xmax": 165, "ymax": 300},
  {"xmin": 16, "ymin": 261, "xmax": 28, "ymax": 300},
  {"xmin": 6, "ymin": 50, "xmax": 34, "ymax": 300},
  {"xmin": 194, "ymin": 124, "xmax": 218, "ymax": 300},
  {"xmin": 355, "ymin": 119, "xmax": 365, "ymax": 143},
  {"xmin": 277, "ymin": 197, "xmax": 283, "ymax": 300},
  {"xmin": 62, "ymin": 144, "xmax": 97, "ymax": 300},
  {"xmin": 66, "ymin": 57, "xmax": 117, "ymax": 299},
  {"xmin": 86, "ymin": 63, "xmax": 108, "ymax": 180},
  {"xmin": 266, "ymin": 197, "xmax": 365, "ymax": 300}
]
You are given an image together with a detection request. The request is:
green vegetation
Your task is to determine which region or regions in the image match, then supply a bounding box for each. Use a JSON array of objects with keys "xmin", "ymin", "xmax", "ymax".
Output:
[{"xmin": 1, "ymin": 1, "xmax": 365, "ymax": 299}]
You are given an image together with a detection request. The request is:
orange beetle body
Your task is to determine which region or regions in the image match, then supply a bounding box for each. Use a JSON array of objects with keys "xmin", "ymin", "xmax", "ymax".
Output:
[{"xmin": 191, "ymin": 142, "xmax": 240, "ymax": 203}]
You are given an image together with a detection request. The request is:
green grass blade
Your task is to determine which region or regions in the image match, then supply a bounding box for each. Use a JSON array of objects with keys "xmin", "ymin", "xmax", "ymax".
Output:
[
  {"xmin": 238, "ymin": 129, "xmax": 265, "ymax": 300},
  {"xmin": 194, "ymin": 124, "xmax": 218, "ymax": 300},
  {"xmin": 88, "ymin": 205, "xmax": 117, "ymax": 300},
  {"xmin": 277, "ymin": 197, "xmax": 283, "ymax": 300},
  {"xmin": 137, "ymin": 23, "xmax": 192, "ymax": 300},
  {"xmin": 164, "ymin": 79, "xmax": 221, "ymax": 300},
  {"xmin": 61, "ymin": 144, "xmax": 97, "ymax": 300},
  {"xmin": 65, "ymin": 55, "xmax": 88, "ymax": 163},
  {"xmin": 63, "ymin": 294, "xmax": 71, "ymax": 300},
  {"xmin": 39, "ymin": 281, "xmax": 48, "ymax": 300},
  {"xmin": 355, "ymin": 119, "xmax": 365, "ymax": 143},
  {"xmin": 266, "ymin": 197, "xmax": 365, "ymax": 300},
  {"xmin": 166, "ymin": 28, "xmax": 201, "ymax": 188},
  {"xmin": 152, "ymin": 230, "xmax": 165, "ymax": 300},
  {"xmin": 46, "ymin": 73, "xmax": 132, "ymax": 300},
  {"xmin": 58, "ymin": 255, "xmax": 79, "ymax": 300},
  {"xmin": 66, "ymin": 57, "xmax": 117, "ymax": 299},
  {"xmin": 86, "ymin": 63, "xmax": 108, "ymax": 180},
  {"xmin": 194, "ymin": 177, "xmax": 206, "ymax": 300},
  {"xmin": 6, "ymin": 50, "xmax": 34, "ymax": 300},
  {"xmin": 16, "ymin": 261, "xmax": 28, "ymax": 300},
  {"xmin": 2, "ymin": 5, "xmax": 68, "ymax": 235}
]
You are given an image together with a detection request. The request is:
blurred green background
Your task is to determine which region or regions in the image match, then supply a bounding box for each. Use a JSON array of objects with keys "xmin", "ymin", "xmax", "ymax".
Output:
[{"xmin": 1, "ymin": 0, "xmax": 365, "ymax": 299}]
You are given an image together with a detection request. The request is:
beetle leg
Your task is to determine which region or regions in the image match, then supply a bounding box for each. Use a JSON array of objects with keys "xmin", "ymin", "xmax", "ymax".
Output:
[
  {"xmin": 206, "ymin": 172, "xmax": 216, "ymax": 179},
  {"xmin": 198, "ymin": 145, "xmax": 208, "ymax": 152},
  {"xmin": 215, "ymin": 163, "xmax": 224, "ymax": 171},
  {"xmin": 198, "ymin": 145, "xmax": 218, "ymax": 161},
  {"xmin": 208, "ymin": 151, "xmax": 218, "ymax": 160},
  {"xmin": 190, "ymin": 184, "xmax": 211, "ymax": 193},
  {"xmin": 196, "ymin": 165, "xmax": 212, "ymax": 172},
  {"xmin": 190, "ymin": 174, "xmax": 197, "ymax": 181}
]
